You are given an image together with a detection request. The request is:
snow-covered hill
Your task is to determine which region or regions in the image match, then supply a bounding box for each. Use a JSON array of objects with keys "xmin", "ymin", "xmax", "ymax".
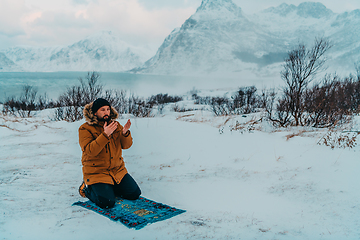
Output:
[
  {"xmin": 1, "ymin": 31, "xmax": 154, "ymax": 72},
  {"xmin": 133, "ymin": 0, "xmax": 360, "ymax": 75},
  {"xmin": 1, "ymin": 90, "xmax": 359, "ymax": 239}
]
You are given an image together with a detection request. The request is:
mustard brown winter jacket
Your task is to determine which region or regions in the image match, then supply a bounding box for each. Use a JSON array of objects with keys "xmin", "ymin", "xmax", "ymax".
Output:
[{"xmin": 78, "ymin": 102, "xmax": 132, "ymax": 186}]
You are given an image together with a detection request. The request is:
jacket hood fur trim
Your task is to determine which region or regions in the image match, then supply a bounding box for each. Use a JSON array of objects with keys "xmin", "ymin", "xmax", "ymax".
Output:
[{"xmin": 83, "ymin": 102, "xmax": 119, "ymax": 125}]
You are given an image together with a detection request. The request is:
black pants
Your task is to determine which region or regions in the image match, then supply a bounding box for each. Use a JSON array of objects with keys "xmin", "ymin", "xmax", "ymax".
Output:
[{"xmin": 85, "ymin": 173, "xmax": 141, "ymax": 209}]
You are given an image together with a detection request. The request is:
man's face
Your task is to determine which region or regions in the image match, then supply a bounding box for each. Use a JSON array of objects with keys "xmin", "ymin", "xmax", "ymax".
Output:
[{"xmin": 94, "ymin": 106, "xmax": 110, "ymax": 121}]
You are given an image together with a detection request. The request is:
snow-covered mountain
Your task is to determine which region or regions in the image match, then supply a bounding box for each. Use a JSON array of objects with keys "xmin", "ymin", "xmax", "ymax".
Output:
[
  {"xmin": 0, "ymin": 52, "xmax": 23, "ymax": 72},
  {"xmin": 1, "ymin": 31, "xmax": 154, "ymax": 72},
  {"xmin": 133, "ymin": 0, "xmax": 360, "ymax": 75},
  {"xmin": 2, "ymin": 1, "xmax": 360, "ymax": 75}
]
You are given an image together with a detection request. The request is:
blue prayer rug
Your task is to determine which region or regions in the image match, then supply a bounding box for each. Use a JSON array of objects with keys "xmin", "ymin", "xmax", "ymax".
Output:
[{"xmin": 73, "ymin": 196, "xmax": 186, "ymax": 230}]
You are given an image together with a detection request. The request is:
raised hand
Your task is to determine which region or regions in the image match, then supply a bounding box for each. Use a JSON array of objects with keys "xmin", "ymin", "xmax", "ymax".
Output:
[
  {"xmin": 103, "ymin": 121, "xmax": 118, "ymax": 137},
  {"xmin": 122, "ymin": 119, "xmax": 131, "ymax": 135}
]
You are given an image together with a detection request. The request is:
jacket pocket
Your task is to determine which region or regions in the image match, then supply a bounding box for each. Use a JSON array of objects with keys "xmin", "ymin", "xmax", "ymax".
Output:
[{"xmin": 83, "ymin": 158, "xmax": 107, "ymax": 167}]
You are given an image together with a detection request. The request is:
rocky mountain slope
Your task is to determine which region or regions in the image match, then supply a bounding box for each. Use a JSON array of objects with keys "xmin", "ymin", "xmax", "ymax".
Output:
[{"xmin": 133, "ymin": 0, "xmax": 360, "ymax": 75}]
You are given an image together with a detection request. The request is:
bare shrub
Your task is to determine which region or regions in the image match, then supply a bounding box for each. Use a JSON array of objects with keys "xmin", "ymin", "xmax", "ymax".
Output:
[
  {"xmin": 208, "ymin": 86, "xmax": 259, "ymax": 116},
  {"xmin": 302, "ymin": 75, "xmax": 350, "ymax": 127},
  {"xmin": 55, "ymin": 85, "xmax": 84, "ymax": 122},
  {"xmin": 103, "ymin": 89, "xmax": 128, "ymax": 115},
  {"xmin": 229, "ymin": 117, "xmax": 262, "ymax": 134},
  {"xmin": 37, "ymin": 93, "xmax": 55, "ymax": 110},
  {"xmin": 211, "ymin": 97, "xmax": 232, "ymax": 116},
  {"xmin": 54, "ymin": 106, "xmax": 84, "ymax": 122},
  {"xmin": 194, "ymin": 95, "xmax": 212, "ymax": 105},
  {"xmin": 79, "ymin": 72, "xmax": 103, "ymax": 104},
  {"xmin": 232, "ymin": 86, "xmax": 258, "ymax": 114},
  {"xmin": 55, "ymin": 71, "xmax": 102, "ymax": 122},
  {"xmin": 274, "ymin": 96, "xmax": 292, "ymax": 127},
  {"xmin": 344, "ymin": 73, "xmax": 360, "ymax": 114},
  {"xmin": 148, "ymin": 93, "xmax": 183, "ymax": 114},
  {"xmin": 2, "ymin": 97, "xmax": 18, "ymax": 116},
  {"xmin": 172, "ymin": 103, "xmax": 193, "ymax": 112},
  {"xmin": 278, "ymin": 38, "xmax": 332, "ymax": 126},
  {"xmin": 128, "ymin": 95, "xmax": 154, "ymax": 117},
  {"xmin": 260, "ymin": 88, "xmax": 279, "ymax": 123},
  {"xmin": 148, "ymin": 93, "xmax": 182, "ymax": 105},
  {"xmin": 353, "ymin": 66, "xmax": 360, "ymax": 113},
  {"xmin": 318, "ymin": 130, "xmax": 359, "ymax": 149},
  {"xmin": 6, "ymin": 85, "xmax": 37, "ymax": 117},
  {"xmin": 173, "ymin": 104, "xmax": 185, "ymax": 112},
  {"xmin": 2, "ymin": 85, "xmax": 55, "ymax": 117}
]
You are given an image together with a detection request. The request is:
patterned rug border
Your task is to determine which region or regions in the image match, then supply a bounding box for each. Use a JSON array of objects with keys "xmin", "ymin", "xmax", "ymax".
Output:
[{"xmin": 73, "ymin": 196, "xmax": 186, "ymax": 230}]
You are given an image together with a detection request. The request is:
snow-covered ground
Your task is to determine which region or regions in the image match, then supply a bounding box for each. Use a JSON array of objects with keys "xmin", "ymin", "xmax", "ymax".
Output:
[{"xmin": 1, "ymin": 94, "xmax": 360, "ymax": 240}]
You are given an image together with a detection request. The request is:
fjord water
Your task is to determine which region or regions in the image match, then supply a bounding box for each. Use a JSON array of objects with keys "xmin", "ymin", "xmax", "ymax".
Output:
[
  {"xmin": 0, "ymin": 72, "xmax": 191, "ymax": 102},
  {"xmin": 0, "ymin": 72, "xmax": 182, "ymax": 102},
  {"xmin": 0, "ymin": 72, "xmax": 277, "ymax": 102}
]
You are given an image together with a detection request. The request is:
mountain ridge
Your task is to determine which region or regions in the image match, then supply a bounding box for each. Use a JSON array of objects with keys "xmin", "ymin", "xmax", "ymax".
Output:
[
  {"xmin": 1, "ymin": 1, "xmax": 360, "ymax": 75},
  {"xmin": 0, "ymin": 31, "xmax": 154, "ymax": 72},
  {"xmin": 133, "ymin": 0, "xmax": 360, "ymax": 75},
  {"xmin": 263, "ymin": 2, "xmax": 334, "ymax": 18}
]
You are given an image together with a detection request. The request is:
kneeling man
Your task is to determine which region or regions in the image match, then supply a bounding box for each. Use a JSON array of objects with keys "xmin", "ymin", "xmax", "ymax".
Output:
[{"xmin": 78, "ymin": 98, "xmax": 141, "ymax": 208}]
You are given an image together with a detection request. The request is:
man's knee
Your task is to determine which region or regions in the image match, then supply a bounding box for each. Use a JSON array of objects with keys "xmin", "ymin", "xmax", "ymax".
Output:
[
  {"xmin": 123, "ymin": 187, "xmax": 141, "ymax": 200},
  {"xmin": 86, "ymin": 183, "xmax": 116, "ymax": 208},
  {"xmin": 97, "ymin": 196, "xmax": 116, "ymax": 208}
]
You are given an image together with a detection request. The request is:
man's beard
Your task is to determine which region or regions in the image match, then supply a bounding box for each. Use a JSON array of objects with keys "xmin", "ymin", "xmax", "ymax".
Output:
[{"xmin": 97, "ymin": 115, "xmax": 110, "ymax": 123}]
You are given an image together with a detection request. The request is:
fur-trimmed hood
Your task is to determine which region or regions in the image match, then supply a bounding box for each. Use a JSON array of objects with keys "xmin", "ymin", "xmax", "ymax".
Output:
[{"xmin": 83, "ymin": 102, "xmax": 119, "ymax": 125}]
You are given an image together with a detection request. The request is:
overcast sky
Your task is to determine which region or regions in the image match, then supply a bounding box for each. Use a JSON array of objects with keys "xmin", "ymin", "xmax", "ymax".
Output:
[{"xmin": 0, "ymin": 0, "xmax": 359, "ymax": 50}]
